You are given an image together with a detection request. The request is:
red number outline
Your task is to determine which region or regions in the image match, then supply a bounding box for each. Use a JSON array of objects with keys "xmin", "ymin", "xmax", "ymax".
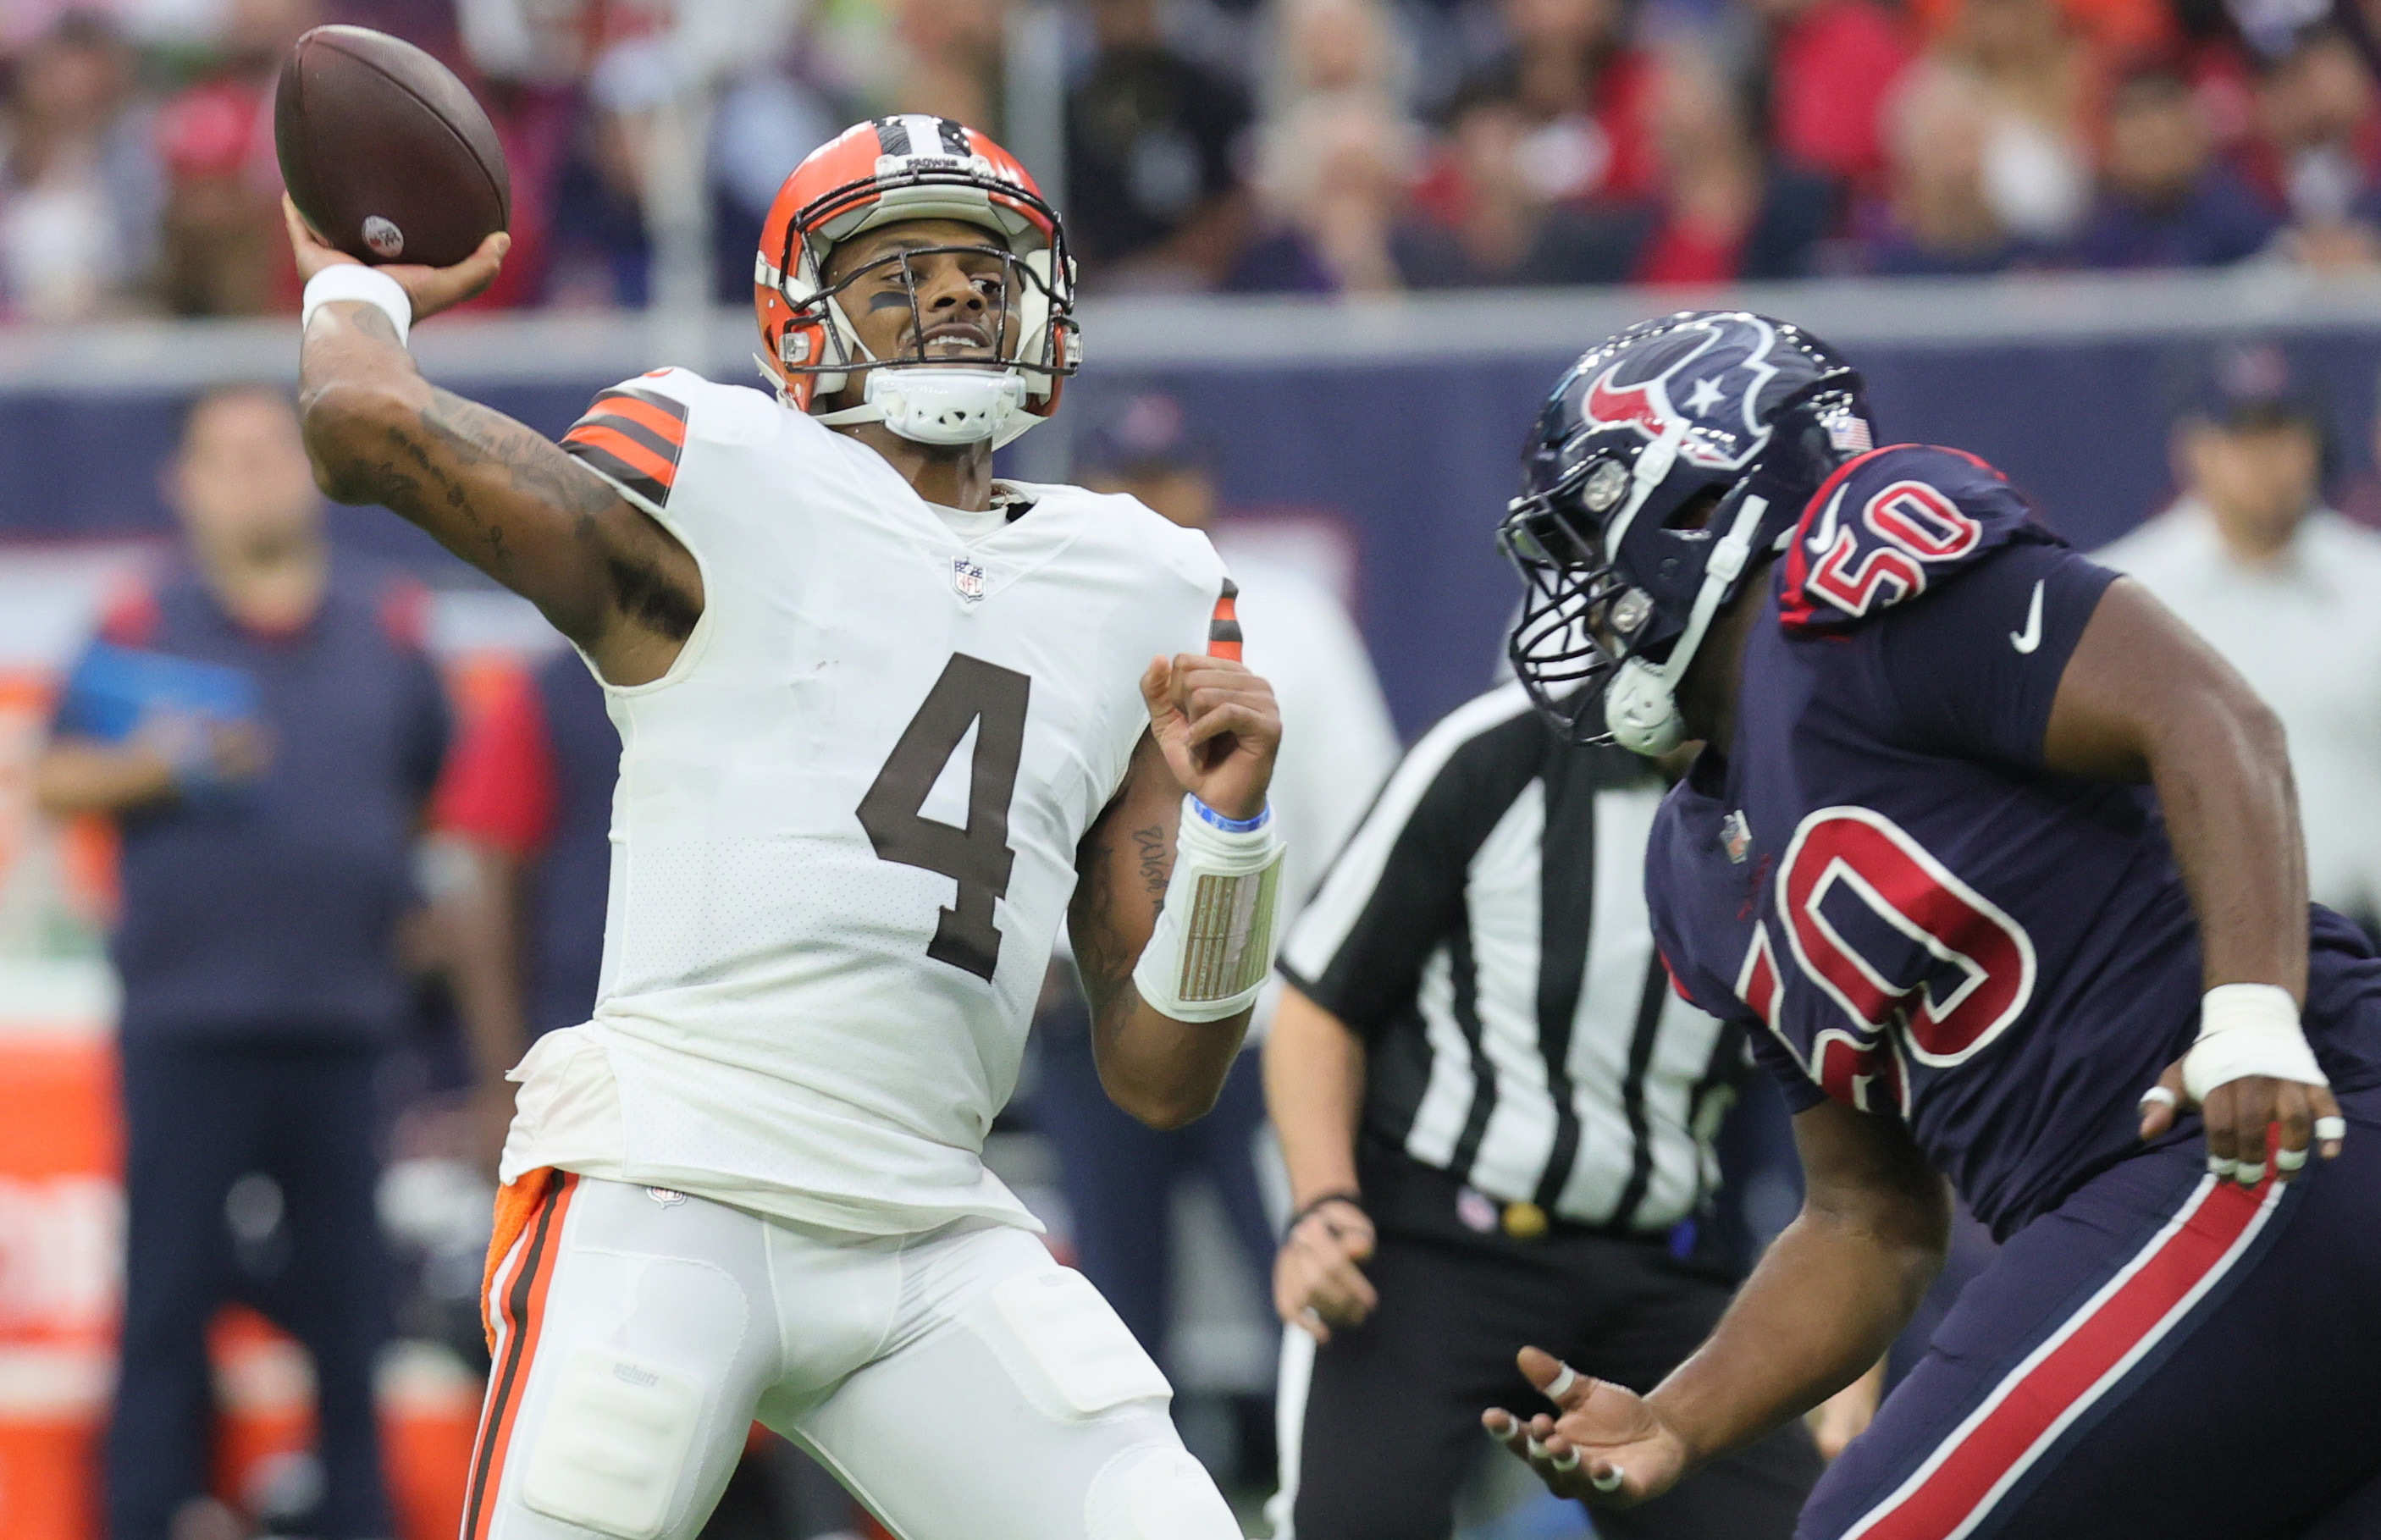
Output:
[{"xmin": 1775, "ymin": 807, "xmax": 2036, "ymax": 1070}]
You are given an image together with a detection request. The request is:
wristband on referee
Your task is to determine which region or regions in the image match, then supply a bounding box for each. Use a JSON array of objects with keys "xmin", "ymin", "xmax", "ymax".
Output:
[
  {"xmin": 2183, "ymin": 983, "xmax": 2329, "ymax": 1103},
  {"xmin": 301, "ymin": 263, "xmax": 412, "ymax": 347},
  {"xmin": 1286, "ymin": 1189, "xmax": 1366, "ymax": 1235}
]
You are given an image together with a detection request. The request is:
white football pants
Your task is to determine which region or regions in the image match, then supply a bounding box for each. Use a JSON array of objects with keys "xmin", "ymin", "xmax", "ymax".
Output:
[{"xmin": 462, "ymin": 1173, "xmax": 1241, "ymax": 1540}]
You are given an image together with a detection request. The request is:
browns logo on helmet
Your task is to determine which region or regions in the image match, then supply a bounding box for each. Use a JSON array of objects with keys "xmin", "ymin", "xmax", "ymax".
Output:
[{"xmin": 754, "ymin": 115, "xmax": 1078, "ymax": 449}]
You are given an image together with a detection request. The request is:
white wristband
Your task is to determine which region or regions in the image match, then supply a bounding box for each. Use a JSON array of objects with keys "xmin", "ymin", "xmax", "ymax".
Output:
[
  {"xmin": 1130, "ymin": 796, "xmax": 1284, "ymax": 1023},
  {"xmin": 301, "ymin": 263, "xmax": 412, "ymax": 346},
  {"xmin": 2183, "ymin": 983, "xmax": 2328, "ymax": 1103}
]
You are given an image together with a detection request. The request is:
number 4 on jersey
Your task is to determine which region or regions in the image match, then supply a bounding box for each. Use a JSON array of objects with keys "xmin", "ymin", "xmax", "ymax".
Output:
[{"xmin": 856, "ymin": 654, "xmax": 1031, "ymax": 982}]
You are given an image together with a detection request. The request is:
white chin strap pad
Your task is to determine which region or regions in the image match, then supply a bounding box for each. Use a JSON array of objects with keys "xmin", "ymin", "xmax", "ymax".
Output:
[
  {"xmin": 2184, "ymin": 984, "xmax": 2329, "ymax": 1102},
  {"xmin": 1603, "ymin": 494, "xmax": 1769, "ymax": 757},
  {"xmin": 1605, "ymin": 658, "xmax": 1688, "ymax": 755},
  {"xmin": 820, "ymin": 366, "xmax": 1030, "ymax": 446}
]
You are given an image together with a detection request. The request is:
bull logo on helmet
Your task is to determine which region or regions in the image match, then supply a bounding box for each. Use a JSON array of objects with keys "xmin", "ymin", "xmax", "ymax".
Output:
[{"xmin": 1577, "ymin": 312, "xmax": 1786, "ymax": 472}]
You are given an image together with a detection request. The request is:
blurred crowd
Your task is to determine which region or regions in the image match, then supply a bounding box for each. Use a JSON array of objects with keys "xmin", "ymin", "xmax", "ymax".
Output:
[{"xmin": 1, "ymin": 0, "xmax": 2380, "ymax": 319}]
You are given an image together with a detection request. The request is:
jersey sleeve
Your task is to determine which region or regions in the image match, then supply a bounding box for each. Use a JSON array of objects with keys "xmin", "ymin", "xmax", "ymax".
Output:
[
  {"xmin": 1870, "ymin": 541, "xmax": 2121, "ymax": 770},
  {"xmin": 559, "ymin": 370, "xmax": 697, "ymax": 516},
  {"xmin": 1777, "ymin": 444, "xmax": 2058, "ymax": 634}
]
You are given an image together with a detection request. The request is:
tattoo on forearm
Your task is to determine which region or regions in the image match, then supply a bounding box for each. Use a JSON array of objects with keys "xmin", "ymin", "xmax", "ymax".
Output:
[{"xmin": 1133, "ymin": 825, "xmax": 1170, "ymax": 911}]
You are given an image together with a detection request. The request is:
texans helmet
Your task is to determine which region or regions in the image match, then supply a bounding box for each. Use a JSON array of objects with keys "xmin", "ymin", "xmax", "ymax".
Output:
[{"xmin": 1500, "ymin": 311, "xmax": 1872, "ymax": 754}]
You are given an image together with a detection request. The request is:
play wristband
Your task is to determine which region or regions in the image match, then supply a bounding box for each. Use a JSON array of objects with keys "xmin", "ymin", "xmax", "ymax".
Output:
[{"xmin": 301, "ymin": 263, "xmax": 412, "ymax": 346}]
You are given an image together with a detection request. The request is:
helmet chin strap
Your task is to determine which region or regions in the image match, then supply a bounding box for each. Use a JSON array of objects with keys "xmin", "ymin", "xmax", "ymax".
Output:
[{"xmin": 1604, "ymin": 493, "xmax": 1769, "ymax": 755}]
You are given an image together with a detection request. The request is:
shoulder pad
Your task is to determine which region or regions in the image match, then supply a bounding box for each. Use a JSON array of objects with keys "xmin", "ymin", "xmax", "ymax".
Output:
[{"xmin": 1776, "ymin": 444, "xmax": 2059, "ymax": 634}]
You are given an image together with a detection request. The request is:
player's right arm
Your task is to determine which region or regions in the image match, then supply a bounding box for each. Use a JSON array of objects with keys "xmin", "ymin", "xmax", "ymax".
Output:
[
  {"xmin": 1484, "ymin": 1098, "xmax": 1949, "ymax": 1507},
  {"xmin": 2042, "ymin": 577, "xmax": 2344, "ymax": 1178},
  {"xmin": 285, "ymin": 201, "xmax": 701, "ymax": 686}
]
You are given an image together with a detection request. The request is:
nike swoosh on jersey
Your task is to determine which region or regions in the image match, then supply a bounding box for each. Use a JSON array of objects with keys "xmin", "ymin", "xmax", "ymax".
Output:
[
  {"xmin": 2009, "ymin": 578, "xmax": 2045, "ymax": 654},
  {"xmin": 1805, "ymin": 486, "xmax": 1844, "ymax": 555}
]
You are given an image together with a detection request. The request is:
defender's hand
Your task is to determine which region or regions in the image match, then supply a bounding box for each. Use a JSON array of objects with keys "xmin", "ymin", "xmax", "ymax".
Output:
[
  {"xmin": 1141, "ymin": 653, "xmax": 1279, "ymax": 822},
  {"xmin": 285, "ymin": 195, "xmax": 509, "ymax": 323},
  {"xmin": 2138, "ymin": 1058, "xmax": 2344, "ymax": 1188},
  {"xmin": 1483, "ymin": 1348, "xmax": 1689, "ymax": 1509},
  {"xmin": 1273, "ymin": 1199, "xmax": 1378, "ymax": 1343}
]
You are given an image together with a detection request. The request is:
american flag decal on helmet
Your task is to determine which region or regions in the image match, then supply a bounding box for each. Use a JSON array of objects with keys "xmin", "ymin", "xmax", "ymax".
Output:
[
  {"xmin": 1207, "ymin": 579, "xmax": 1242, "ymax": 660},
  {"xmin": 562, "ymin": 387, "xmax": 689, "ymax": 508}
]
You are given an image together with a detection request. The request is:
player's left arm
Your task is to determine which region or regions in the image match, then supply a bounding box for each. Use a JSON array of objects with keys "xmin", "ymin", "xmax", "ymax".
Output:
[
  {"xmin": 1069, "ymin": 654, "xmax": 1283, "ymax": 1130},
  {"xmin": 2042, "ymin": 574, "xmax": 2344, "ymax": 1181}
]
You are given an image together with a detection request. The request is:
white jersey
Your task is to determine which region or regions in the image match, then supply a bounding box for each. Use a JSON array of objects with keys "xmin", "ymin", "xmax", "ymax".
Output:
[{"xmin": 500, "ymin": 368, "xmax": 1228, "ymax": 1236}]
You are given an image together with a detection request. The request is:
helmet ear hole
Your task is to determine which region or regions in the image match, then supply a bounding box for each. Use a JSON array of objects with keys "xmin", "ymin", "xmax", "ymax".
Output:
[{"xmin": 1663, "ymin": 486, "xmax": 1726, "ymax": 533}]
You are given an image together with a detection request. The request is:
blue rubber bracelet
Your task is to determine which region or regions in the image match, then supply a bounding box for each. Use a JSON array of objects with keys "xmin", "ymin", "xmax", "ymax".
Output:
[{"xmin": 1190, "ymin": 797, "xmax": 1270, "ymax": 833}]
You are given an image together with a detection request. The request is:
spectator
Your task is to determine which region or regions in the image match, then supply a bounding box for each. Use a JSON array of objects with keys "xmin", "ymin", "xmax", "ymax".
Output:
[
  {"xmin": 1936, "ymin": 0, "xmax": 2096, "ymax": 246},
  {"xmin": 2096, "ymin": 349, "xmax": 2381, "ymax": 930},
  {"xmin": 1234, "ymin": 85, "xmax": 1640, "ymax": 292},
  {"xmin": 708, "ymin": 63, "xmax": 837, "ymax": 300},
  {"xmin": 2066, "ymin": 59, "xmax": 2275, "ymax": 268},
  {"xmin": 34, "ymin": 384, "xmax": 450, "ymax": 1540},
  {"xmin": 1438, "ymin": 0, "xmax": 1660, "ymax": 210},
  {"xmin": 0, "ymin": 11, "xmax": 160, "ymax": 321},
  {"xmin": 1624, "ymin": 43, "xmax": 1833, "ymax": 284},
  {"xmin": 1258, "ymin": 0, "xmax": 1413, "ymax": 125},
  {"xmin": 154, "ymin": 0, "xmax": 318, "ymax": 316},
  {"xmin": 1228, "ymin": 95, "xmax": 1411, "ymax": 291},
  {"xmin": 2244, "ymin": 25, "xmax": 2381, "ymax": 269},
  {"xmin": 890, "ymin": 0, "xmax": 1007, "ymax": 130},
  {"xmin": 1743, "ymin": 0, "xmax": 1914, "ymax": 199},
  {"xmin": 1394, "ymin": 80, "xmax": 1641, "ymax": 286},
  {"xmin": 1065, "ymin": 0, "xmax": 1252, "ymax": 287},
  {"xmin": 1034, "ymin": 388, "xmax": 1399, "ymax": 1480},
  {"xmin": 1857, "ymin": 63, "xmax": 2030, "ymax": 273}
]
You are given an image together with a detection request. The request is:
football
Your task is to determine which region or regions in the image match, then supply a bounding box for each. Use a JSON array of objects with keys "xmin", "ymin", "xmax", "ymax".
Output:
[{"xmin": 273, "ymin": 25, "xmax": 510, "ymax": 270}]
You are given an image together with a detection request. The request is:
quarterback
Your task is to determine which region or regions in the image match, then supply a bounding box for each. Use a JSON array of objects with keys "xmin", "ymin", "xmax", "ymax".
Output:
[{"xmin": 287, "ymin": 119, "xmax": 1273, "ymax": 1540}]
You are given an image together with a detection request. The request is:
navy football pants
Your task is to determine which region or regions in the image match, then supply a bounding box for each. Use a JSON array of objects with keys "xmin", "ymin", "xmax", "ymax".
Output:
[
  {"xmin": 108, "ymin": 1039, "xmax": 394, "ymax": 1540},
  {"xmin": 1800, "ymin": 1085, "xmax": 2381, "ymax": 1540}
]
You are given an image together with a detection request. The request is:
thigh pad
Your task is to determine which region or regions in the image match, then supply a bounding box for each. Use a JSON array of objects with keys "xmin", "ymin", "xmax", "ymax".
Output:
[
  {"xmin": 520, "ymin": 1344, "xmax": 706, "ymax": 1540},
  {"xmin": 961, "ymin": 1266, "xmax": 1172, "ymax": 1423}
]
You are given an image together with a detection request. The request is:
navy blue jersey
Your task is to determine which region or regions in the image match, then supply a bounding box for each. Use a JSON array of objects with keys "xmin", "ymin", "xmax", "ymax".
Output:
[
  {"xmin": 1646, "ymin": 444, "xmax": 2381, "ymax": 1238},
  {"xmin": 54, "ymin": 555, "xmax": 450, "ymax": 1046}
]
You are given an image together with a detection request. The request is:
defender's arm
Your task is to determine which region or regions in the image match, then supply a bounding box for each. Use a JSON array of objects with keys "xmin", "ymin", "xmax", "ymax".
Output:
[
  {"xmin": 2041, "ymin": 576, "xmax": 2343, "ymax": 1178},
  {"xmin": 287, "ymin": 203, "xmax": 700, "ymax": 687},
  {"xmin": 1486, "ymin": 1098, "xmax": 1948, "ymax": 1506},
  {"xmin": 1069, "ymin": 653, "xmax": 1284, "ymax": 1130}
]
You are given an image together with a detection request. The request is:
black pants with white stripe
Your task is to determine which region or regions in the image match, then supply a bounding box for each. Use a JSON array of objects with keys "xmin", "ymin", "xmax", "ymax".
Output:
[{"xmin": 1275, "ymin": 1159, "xmax": 1819, "ymax": 1539}]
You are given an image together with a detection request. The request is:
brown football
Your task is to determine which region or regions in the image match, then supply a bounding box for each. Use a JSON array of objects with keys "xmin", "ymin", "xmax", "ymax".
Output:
[{"xmin": 274, "ymin": 25, "xmax": 510, "ymax": 270}]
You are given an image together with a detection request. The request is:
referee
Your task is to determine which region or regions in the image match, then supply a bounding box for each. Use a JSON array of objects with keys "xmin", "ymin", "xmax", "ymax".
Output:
[{"xmin": 1263, "ymin": 682, "xmax": 1825, "ymax": 1539}]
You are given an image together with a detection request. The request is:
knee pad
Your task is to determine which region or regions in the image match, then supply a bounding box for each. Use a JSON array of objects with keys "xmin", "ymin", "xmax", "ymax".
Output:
[
  {"xmin": 1085, "ymin": 1440, "xmax": 1243, "ymax": 1540},
  {"xmin": 520, "ymin": 1345, "xmax": 705, "ymax": 1540},
  {"xmin": 964, "ymin": 1266, "xmax": 1173, "ymax": 1423}
]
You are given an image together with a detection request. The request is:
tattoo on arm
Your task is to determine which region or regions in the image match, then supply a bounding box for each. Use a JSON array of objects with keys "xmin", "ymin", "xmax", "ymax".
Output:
[
  {"xmin": 1072, "ymin": 818, "xmax": 1137, "ymax": 1032},
  {"xmin": 333, "ymin": 384, "xmax": 699, "ymax": 644},
  {"xmin": 1133, "ymin": 825, "xmax": 1170, "ymax": 910}
]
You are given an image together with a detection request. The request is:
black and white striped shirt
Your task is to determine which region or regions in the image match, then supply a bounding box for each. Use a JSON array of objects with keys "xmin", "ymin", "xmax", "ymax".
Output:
[{"xmin": 1279, "ymin": 683, "xmax": 1743, "ymax": 1234}]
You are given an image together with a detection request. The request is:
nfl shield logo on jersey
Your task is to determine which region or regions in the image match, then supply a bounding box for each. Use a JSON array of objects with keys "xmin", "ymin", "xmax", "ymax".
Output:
[
  {"xmin": 952, "ymin": 557, "xmax": 988, "ymax": 601},
  {"xmin": 1721, "ymin": 809, "xmax": 1754, "ymax": 864}
]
